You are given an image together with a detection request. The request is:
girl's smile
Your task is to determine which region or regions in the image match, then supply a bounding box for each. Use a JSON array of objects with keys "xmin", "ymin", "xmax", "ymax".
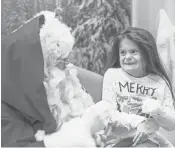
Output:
[{"xmin": 124, "ymin": 62, "xmax": 137, "ymax": 65}]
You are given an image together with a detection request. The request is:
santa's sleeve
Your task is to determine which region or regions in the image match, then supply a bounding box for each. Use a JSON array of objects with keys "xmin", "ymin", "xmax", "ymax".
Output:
[
  {"xmin": 1, "ymin": 103, "xmax": 46, "ymax": 147},
  {"xmin": 1, "ymin": 122, "xmax": 45, "ymax": 147}
]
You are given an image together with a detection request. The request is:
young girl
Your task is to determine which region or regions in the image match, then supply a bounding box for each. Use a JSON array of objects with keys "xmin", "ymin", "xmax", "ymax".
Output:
[{"xmin": 97, "ymin": 27, "xmax": 175, "ymax": 147}]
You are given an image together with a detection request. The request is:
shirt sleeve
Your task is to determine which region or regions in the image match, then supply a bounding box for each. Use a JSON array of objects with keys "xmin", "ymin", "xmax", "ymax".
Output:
[
  {"xmin": 153, "ymin": 84, "xmax": 175, "ymax": 131},
  {"xmin": 162, "ymin": 85, "xmax": 174, "ymax": 109}
]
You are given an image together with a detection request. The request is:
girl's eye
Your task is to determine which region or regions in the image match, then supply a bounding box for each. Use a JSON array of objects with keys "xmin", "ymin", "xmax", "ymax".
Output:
[
  {"xmin": 120, "ymin": 51, "xmax": 126, "ymax": 56},
  {"xmin": 131, "ymin": 50, "xmax": 138, "ymax": 54}
]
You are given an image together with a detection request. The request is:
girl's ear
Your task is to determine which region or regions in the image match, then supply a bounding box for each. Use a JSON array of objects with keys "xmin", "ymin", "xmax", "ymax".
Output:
[{"xmin": 39, "ymin": 14, "xmax": 45, "ymax": 29}]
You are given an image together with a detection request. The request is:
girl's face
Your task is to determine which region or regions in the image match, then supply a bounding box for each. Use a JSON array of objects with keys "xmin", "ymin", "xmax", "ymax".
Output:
[{"xmin": 119, "ymin": 38, "xmax": 147, "ymax": 77}]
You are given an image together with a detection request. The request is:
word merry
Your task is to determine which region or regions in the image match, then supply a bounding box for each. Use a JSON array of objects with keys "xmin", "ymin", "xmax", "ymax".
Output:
[{"xmin": 118, "ymin": 82, "xmax": 156, "ymax": 96}]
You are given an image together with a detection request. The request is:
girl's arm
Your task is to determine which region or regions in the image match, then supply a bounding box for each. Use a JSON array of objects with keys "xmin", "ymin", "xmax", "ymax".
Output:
[{"xmin": 142, "ymin": 86, "xmax": 175, "ymax": 131}]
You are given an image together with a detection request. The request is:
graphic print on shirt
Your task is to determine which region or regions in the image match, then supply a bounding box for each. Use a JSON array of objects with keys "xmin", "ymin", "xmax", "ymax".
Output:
[
  {"xmin": 114, "ymin": 77, "xmax": 159, "ymax": 114},
  {"xmin": 118, "ymin": 81, "xmax": 157, "ymax": 96},
  {"xmin": 115, "ymin": 81, "xmax": 157, "ymax": 114}
]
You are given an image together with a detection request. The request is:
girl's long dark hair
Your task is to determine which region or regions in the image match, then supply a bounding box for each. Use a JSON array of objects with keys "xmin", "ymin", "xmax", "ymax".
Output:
[{"xmin": 111, "ymin": 27, "xmax": 175, "ymax": 106}]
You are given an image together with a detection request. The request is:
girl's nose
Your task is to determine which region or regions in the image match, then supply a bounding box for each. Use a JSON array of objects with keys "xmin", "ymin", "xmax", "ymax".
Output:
[{"xmin": 125, "ymin": 53, "xmax": 132, "ymax": 60}]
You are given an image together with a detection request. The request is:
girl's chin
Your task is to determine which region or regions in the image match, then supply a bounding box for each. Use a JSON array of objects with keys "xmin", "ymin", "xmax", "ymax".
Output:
[
  {"xmin": 122, "ymin": 66, "xmax": 140, "ymax": 75},
  {"xmin": 123, "ymin": 65, "xmax": 137, "ymax": 70}
]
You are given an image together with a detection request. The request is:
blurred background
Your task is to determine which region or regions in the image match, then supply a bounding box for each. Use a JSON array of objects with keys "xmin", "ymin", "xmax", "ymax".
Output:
[
  {"xmin": 1, "ymin": 0, "xmax": 132, "ymax": 75},
  {"xmin": 1, "ymin": 0, "xmax": 175, "ymax": 76}
]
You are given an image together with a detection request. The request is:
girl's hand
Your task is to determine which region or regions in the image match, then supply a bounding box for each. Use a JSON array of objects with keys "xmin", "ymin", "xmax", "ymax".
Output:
[{"xmin": 132, "ymin": 118, "xmax": 159, "ymax": 146}]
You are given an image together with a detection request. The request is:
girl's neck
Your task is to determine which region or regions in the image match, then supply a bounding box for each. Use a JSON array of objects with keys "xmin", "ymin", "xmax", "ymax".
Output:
[
  {"xmin": 128, "ymin": 71, "xmax": 147, "ymax": 78},
  {"xmin": 122, "ymin": 68, "xmax": 148, "ymax": 78}
]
